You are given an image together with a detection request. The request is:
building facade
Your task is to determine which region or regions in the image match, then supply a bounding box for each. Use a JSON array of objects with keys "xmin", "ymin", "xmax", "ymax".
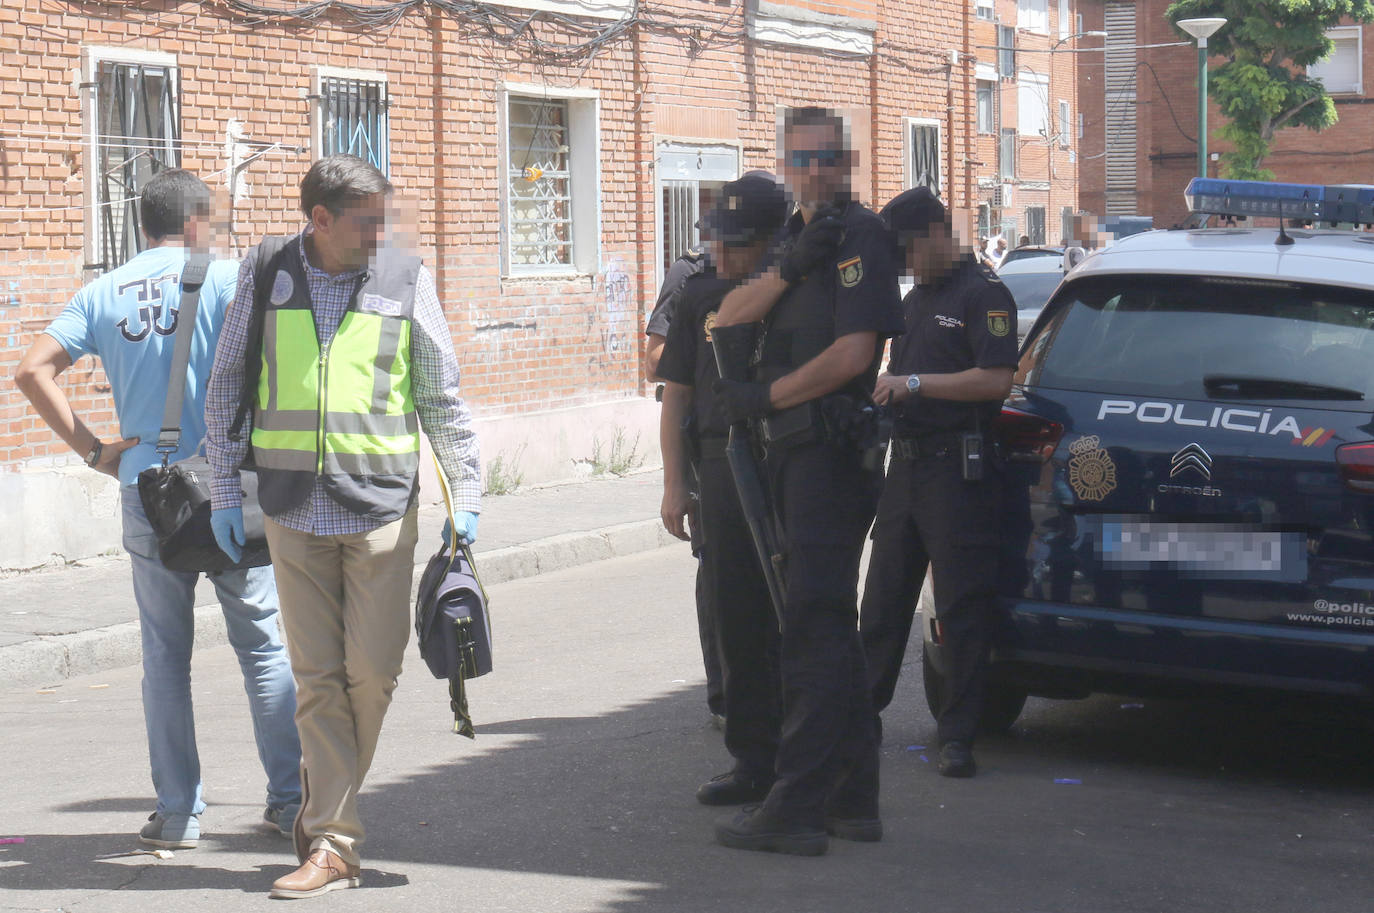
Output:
[
  {"xmin": 1079, "ymin": 0, "xmax": 1374, "ymax": 228},
  {"xmin": 972, "ymin": 0, "xmax": 1089, "ymax": 247},
  {"xmin": 0, "ymin": 0, "xmax": 1077, "ymax": 567}
]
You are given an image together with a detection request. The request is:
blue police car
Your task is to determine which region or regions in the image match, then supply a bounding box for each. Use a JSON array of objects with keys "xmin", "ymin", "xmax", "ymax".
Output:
[{"xmin": 922, "ymin": 179, "xmax": 1374, "ymax": 732}]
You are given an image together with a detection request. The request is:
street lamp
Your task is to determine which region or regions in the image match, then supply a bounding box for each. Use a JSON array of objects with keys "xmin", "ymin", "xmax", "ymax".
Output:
[{"xmin": 1177, "ymin": 17, "xmax": 1227, "ymax": 178}]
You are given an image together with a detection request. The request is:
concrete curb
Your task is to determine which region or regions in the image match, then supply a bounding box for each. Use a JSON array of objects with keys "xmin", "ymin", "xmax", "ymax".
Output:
[{"xmin": 0, "ymin": 518, "xmax": 677, "ymax": 688}]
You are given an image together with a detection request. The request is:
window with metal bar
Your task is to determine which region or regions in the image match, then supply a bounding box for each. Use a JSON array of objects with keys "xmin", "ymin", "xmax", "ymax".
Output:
[
  {"xmin": 997, "ymin": 26, "xmax": 1016, "ymax": 78},
  {"xmin": 1000, "ymin": 128, "xmax": 1017, "ymax": 181},
  {"xmin": 1026, "ymin": 206, "xmax": 1046, "ymax": 245},
  {"xmin": 909, "ymin": 122, "xmax": 940, "ymax": 195},
  {"xmin": 507, "ymin": 96, "xmax": 573, "ymax": 272},
  {"xmin": 320, "ymin": 76, "xmax": 390, "ymax": 175},
  {"xmin": 92, "ymin": 60, "xmax": 180, "ymax": 273}
]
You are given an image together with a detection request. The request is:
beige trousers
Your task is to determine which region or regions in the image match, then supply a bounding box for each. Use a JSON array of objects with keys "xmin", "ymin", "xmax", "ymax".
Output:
[{"xmin": 265, "ymin": 511, "xmax": 419, "ymax": 867}]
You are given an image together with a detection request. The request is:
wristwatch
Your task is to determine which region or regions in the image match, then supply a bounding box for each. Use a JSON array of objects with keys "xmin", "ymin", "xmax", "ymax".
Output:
[
  {"xmin": 905, "ymin": 374, "xmax": 922, "ymax": 396},
  {"xmin": 83, "ymin": 439, "xmax": 103, "ymax": 467}
]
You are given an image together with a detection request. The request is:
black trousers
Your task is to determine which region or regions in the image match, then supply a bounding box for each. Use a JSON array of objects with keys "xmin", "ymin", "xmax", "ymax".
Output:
[
  {"xmin": 859, "ymin": 448, "xmax": 1003, "ymax": 746},
  {"xmin": 690, "ymin": 521, "xmax": 726, "ymax": 717},
  {"xmin": 759, "ymin": 441, "xmax": 883, "ymax": 825},
  {"xmin": 696, "ymin": 455, "xmax": 781, "ymax": 776}
]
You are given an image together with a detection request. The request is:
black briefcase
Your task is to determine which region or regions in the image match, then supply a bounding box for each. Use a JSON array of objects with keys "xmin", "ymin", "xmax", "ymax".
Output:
[
  {"xmin": 415, "ymin": 541, "xmax": 492, "ymax": 738},
  {"xmin": 137, "ymin": 456, "xmax": 270, "ymax": 573}
]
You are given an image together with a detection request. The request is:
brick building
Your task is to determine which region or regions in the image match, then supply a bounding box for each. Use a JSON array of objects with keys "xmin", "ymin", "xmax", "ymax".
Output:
[
  {"xmin": 0, "ymin": 0, "xmax": 1076, "ymax": 567},
  {"xmin": 972, "ymin": 0, "xmax": 1089, "ymax": 247},
  {"xmin": 1079, "ymin": 0, "xmax": 1374, "ymax": 228}
]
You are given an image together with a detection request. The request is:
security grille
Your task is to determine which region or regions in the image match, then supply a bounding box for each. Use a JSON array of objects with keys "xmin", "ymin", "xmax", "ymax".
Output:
[
  {"xmin": 910, "ymin": 123, "xmax": 940, "ymax": 195},
  {"xmin": 320, "ymin": 76, "xmax": 390, "ymax": 175},
  {"xmin": 508, "ymin": 97, "xmax": 573, "ymax": 271},
  {"xmin": 1026, "ymin": 206, "xmax": 1046, "ymax": 245},
  {"xmin": 93, "ymin": 61, "xmax": 180, "ymax": 273},
  {"xmin": 662, "ymin": 180, "xmax": 701, "ymax": 271}
]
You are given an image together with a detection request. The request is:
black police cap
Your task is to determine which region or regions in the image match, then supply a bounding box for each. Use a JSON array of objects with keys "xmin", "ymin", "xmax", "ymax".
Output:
[
  {"xmin": 702, "ymin": 171, "xmax": 790, "ymax": 246},
  {"xmin": 880, "ymin": 185, "xmax": 947, "ymax": 234}
]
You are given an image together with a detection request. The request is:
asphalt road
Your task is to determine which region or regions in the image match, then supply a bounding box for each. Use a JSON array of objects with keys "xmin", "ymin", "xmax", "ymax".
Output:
[{"xmin": 2, "ymin": 546, "xmax": 1372, "ymax": 912}]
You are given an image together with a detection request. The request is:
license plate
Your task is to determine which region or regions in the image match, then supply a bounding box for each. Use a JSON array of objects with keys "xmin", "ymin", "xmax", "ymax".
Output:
[{"xmin": 1095, "ymin": 519, "xmax": 1307, "ymax": 581}]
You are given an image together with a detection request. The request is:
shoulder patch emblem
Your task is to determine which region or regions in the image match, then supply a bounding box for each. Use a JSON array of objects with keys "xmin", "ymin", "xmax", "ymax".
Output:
[
  {"xmin": 837, "ymin": 256, "xmax": 863, "ymax": 288},
  {"xmin": 703, "ymin": 309, "xmax": 717, "ymax": 343},
  {"xmin": 1067, "ymin": 435, "xmax": 1117, "ymax": 502},
  {"xmin": 987, "ymin": 309, "xmax": 1011, "ymax": 337},
  {"xmin": 269, "ymin": 269, "xmax": 294, "ymax": 306}
]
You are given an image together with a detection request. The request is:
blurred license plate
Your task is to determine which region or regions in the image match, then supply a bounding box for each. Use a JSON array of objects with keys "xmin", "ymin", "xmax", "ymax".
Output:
[{"xmin": 1097, "ymin": 520, "xmax": 1306, "ymax": 580}]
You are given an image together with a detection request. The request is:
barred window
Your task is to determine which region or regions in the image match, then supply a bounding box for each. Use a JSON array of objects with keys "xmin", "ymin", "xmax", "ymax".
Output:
[
  {"xmin": 318, "ymin": 75, "xmax": 390, "ymax": 175},
  {"xmin": 507, "ymin": 96, "xmax": 573, "ymax": 273},
  {"xmin": 91, "ymin": 59, "xmax": 180, "ymax": 273}
]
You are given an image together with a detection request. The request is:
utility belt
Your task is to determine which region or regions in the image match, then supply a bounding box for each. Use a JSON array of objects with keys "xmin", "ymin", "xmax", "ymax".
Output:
[
  {"xmin": 758, "ymin": 394, "xmax": 892, "ymax": 472},
  {"xmin": 892, "ymin": 430, "xmax": 1001, "ymax": 481}
]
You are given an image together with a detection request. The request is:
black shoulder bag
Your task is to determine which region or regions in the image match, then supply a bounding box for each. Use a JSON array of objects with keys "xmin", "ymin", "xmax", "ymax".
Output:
[{"xmin": 136, "ymin": 252, "xmax": 271, "ymax": 573}]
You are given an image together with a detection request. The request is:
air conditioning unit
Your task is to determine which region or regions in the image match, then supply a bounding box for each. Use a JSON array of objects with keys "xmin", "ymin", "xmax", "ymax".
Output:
[{"xmin": 991, "ymin": 184, "xmax": 1014, "ymax": 207}]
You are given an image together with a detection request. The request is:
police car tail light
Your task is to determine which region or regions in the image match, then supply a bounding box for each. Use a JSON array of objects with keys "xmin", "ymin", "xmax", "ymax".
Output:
[
  {"xmin": 1334, "ymin": 442, "xmax": 1374, "ymax": 493},
  {"xmin": 996, "ymin": 406, "xmax": 1063, "ymax": 463}
]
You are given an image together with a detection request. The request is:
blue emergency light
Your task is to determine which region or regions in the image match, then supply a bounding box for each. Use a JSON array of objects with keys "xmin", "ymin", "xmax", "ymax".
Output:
[{"xmin": 1185, "ymin": 177, "xmax": 1374, "ymax": 224}]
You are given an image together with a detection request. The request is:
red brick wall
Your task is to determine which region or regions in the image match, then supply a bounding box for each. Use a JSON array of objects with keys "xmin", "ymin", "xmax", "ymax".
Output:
[
  {"xmin": 1081, "ymin": 0, "xmax": 1374, "ymax": 228},
  {"xmin": 0, "ymin": 0, "xmax": 1019, "ymax": 472}
]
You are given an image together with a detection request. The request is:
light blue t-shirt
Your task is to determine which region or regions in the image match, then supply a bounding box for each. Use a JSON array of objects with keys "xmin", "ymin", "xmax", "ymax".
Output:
[{"xmin": 45, "ymin": 246, "xmax": 241, "ymax": 486}]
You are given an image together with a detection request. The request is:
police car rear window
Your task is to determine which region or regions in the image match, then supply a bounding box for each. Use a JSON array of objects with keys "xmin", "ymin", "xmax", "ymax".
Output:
[{"xmin": 1021, "ymin": 275, "xmax": 1374, "ymax": 407}]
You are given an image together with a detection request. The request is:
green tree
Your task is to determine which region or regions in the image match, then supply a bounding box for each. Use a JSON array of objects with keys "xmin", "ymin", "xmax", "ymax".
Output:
[{"xmin": 1166, "ymin": 0, "xmax": 1374, "ymax": 180}]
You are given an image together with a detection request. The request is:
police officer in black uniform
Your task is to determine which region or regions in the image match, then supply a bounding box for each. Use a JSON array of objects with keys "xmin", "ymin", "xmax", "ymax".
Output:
[
  {"xmin": 646, "ymin": 244, "xmax": 722, "ymax": 726},
  {"xmin": 710, "ymin": 107, "xmax": 904, "ymax": 855},
  {"xmin": 859, "ymin": 186, "xmax": 1018, "ymax": 779},
  {"xmin": 658, "ymin": 171, "xmax": 790, "ymax": 807}
]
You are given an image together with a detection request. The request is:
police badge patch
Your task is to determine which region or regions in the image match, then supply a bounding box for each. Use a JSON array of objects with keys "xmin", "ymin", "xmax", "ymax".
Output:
[
  {"xmin": 1067, "ymin": 435, "xmax": 1117, "ymax": 502},
  {"xmin": 987, "ymin": 309, "xmax": 1011, "ymax": 337},
  {"xmin": 837, "ymin": 256, "xmax": 863, "ymax": 288},
  {"xmin": 269, "ymin": 269, "xmax": 294, "ymax": 306},
  {"xmin": 703, "ymin": 310, "xmax": 717, "ymax": 343}
]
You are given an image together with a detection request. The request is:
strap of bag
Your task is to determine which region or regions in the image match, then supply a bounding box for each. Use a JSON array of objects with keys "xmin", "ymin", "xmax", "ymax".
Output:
[
  {"xmin": 154, "ymin": 252, "xmax": 212, "ymax": 465},
  {"xmin": 432, "ymin": 450, "xmax": 488, "ymax": 603}
]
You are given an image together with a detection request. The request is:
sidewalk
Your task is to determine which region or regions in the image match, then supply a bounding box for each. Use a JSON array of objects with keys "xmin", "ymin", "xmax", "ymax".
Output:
[{"xmin": 0, "ymin": 470, "xmax": 673, "ymax": 686}]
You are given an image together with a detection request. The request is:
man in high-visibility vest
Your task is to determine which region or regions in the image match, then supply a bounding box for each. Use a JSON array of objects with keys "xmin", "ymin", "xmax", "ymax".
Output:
[{"xmin": 205, "ymin": 154, "xmax": 480, "ymax": 900}]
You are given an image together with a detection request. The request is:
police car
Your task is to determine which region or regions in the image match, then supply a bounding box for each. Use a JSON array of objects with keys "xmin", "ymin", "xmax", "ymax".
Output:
[{"xmin": 922, "ymin": 179, "xmax": 1374, "ymax": 732}]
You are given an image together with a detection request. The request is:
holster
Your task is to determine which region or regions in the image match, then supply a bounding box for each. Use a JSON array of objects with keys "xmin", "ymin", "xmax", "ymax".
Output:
[{"xmin": 711, "ymin": 323, "xmax": 759, "ymax": 383}]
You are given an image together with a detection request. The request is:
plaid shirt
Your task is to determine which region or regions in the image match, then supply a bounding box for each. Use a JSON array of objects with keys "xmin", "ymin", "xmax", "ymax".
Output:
[{"xmin": 205, "ymin": 231, "xmax": 480, "ymax": 536}]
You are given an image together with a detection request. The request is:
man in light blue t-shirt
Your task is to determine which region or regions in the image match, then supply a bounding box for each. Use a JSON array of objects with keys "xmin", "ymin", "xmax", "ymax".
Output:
[{"xmin": 15, "ymin": 169, "xmax": 301, "ymax": 850}]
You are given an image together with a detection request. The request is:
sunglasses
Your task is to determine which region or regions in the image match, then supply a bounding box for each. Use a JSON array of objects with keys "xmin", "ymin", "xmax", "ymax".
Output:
[{"xmin": 788, "ymin": 148, "xmax": 845, "ymax": 168}]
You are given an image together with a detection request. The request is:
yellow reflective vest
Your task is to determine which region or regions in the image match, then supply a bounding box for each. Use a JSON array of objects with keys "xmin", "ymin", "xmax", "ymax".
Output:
[{"xmin": 251, "ymin": 242, "xmax": 423, "ymax": 522}]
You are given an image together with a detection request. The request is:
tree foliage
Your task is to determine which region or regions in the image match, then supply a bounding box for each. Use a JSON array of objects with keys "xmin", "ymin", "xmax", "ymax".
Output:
[{"xmin": 1166, "ymin": 0, "xmax": 1374, "ymax": 179}]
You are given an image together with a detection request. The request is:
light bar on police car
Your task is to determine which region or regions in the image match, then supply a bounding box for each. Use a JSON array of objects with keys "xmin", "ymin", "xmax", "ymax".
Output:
[{"xmin": 1185, "ymin": 178, "xmax": 1324, "ymax": 221}]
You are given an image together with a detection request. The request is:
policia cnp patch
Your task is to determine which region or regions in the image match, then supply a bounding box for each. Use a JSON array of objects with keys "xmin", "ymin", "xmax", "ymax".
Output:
[
  {"xmin": 837, "ymin": 256, "xmax": 863, "ymax": 288},
  {"xmin": 987, "ymin": 309, "xmax": 1011, "ymax": 337}
]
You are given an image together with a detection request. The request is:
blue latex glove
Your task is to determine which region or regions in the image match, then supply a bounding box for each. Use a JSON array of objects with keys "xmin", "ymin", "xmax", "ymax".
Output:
[
  {"xmin": 442, "ymin": 511, "xmax": 479, "ymax": 547},
  {"xmin": 211, "ymin": 507, "xmax": 245, "ymax": 563}
]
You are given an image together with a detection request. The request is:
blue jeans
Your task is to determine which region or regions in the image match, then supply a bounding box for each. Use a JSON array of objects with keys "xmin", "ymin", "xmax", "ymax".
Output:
[{"xmin": 121, "ymin": 486, "xmax": 301, "ymax": 818}]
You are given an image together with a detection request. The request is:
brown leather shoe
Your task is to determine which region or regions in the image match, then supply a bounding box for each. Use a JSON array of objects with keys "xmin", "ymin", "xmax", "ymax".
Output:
[{"xmin": 268, "ymin": 849, "xmax": 361, "ymax": 899}]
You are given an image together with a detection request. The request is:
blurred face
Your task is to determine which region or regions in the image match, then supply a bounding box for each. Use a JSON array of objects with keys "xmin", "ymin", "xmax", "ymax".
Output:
[
  {"xmin": 311, "ymin": 192, "xmax": 388, "ymax": 271},
  {"xmin": 708, "ymin": 236, "xmax": 770, "ymax": 281},
  {"xmin": 781, "ymin": 122, "xmax": 852, "ymax": 210},
  {"xmin": 905, "ymin": 222, "xmax": 957, "ymax": 281}
]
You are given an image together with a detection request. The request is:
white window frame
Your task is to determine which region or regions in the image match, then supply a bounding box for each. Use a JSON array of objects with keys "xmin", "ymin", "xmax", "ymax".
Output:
[
  {"xmin": 1018, "ymin": 71, "xmax": 1050, "ymax": 138},
  {"xmin": 1058, "ymin": 99, "xmax": 1071, "ymax": 147},
  {"xmin": 977, "ymin": 81, "xmax": 996, "ymax": 134},
  {"xmin": 81, "ymin": 45, "xmax": 179, "ymax": 273},
  {"xmin": 903, "ymin": 117, "xmax": 943, "ymax": 198},
  {"xmin": 1018, "ymin": 0, "xmax": 1049, "ymax": 35},
  {"xmin": 1309, "ymin": 26, "xmax": 1363, "ymax": 95},
  {"xmin": 976, "ymin": 0, "xmax": 995, "ymax": 21},
  {"xmin": 1059, "ymin": 0, "xmax": 1071, "ymax": 38},
  {"xmin": 487, "ymin": 0, "xmax": 632, "ymax": 20},
  {"xmin": 653, "ymin": 139, "xmax": 741, "ymax": 290},
  {"xmin": 499, "ymin": 83, "xmax": 601, "ymax": 278},
  {"xmin": 312, "ymin": 65, "xmax": 390, "ymax": 176}
]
